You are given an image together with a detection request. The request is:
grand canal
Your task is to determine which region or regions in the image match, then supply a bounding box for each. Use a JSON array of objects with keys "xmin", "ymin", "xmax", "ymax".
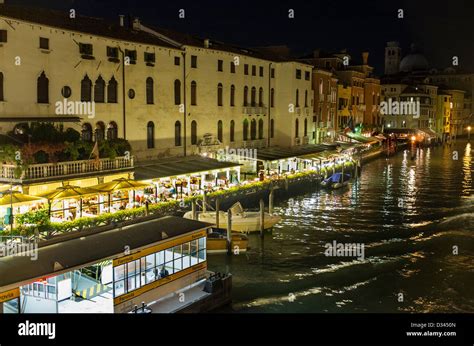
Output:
[{"xmin": 209, "ymin": 141, "xmax": 474, "ymax": 313}]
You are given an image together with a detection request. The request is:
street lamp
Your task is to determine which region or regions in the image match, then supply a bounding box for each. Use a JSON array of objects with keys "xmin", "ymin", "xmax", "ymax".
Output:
[{"xmin": 410, "ymin": 135, "xmax": 416, "ymax": 160}]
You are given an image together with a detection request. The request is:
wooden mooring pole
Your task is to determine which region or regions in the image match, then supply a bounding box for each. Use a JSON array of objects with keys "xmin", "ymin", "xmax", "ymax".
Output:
[
  {"xmin": 227, "ymin": 210, "xmax": 232, "ymax": 255},
  {"xmin": 269, "ymin": 188, "xmax": 274, "ymax": 215},
  {"xmin": 259, "ymin": 199, "xmax": 265, "ymax": 238},
  {"xmin": 191, "ymin": 199, "xmax": 196, "ymax": 220},
  {"xmin": 203, "ymin": 191, "xmax": 207, "ymax": 212},
  {"xmin": 215, "ymin": 197, "xmax": 220, "ymax": 229}
]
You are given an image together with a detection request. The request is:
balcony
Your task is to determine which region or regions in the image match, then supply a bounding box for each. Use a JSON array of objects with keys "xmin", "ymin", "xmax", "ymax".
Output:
[
  {"xmin": 295, "ymin": 107, "xmax": 301, "ymax": 115},
  {"xmin": 0, "ymin": 156, "xmax": 134, "ymax": 184},
  {"xmin": 304, "ymin": 108, "xmax": 311, "ymax": 116},
  {"xmin": 242, "ymin": 139, "xmax": 266, "ymax": 149},
  {"xmin": 302, "ymin": 136, "xmax": 309, "ymax": 145},
  {"xmin": 242, "ymin": 105, "xmax": 268, "ymax": 114},
  {"xmin": 319, "ymin": 94, "xmax": 325, "ymax": 102}
]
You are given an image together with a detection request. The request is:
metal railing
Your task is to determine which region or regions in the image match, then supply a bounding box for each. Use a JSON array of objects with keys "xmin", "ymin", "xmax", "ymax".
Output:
[{"xmin": 0, "ymin": 156, "xmax": 134, "ymax": 182}]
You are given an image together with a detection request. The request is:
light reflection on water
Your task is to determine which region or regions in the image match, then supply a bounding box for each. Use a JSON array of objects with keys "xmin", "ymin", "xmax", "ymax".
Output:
[{"xmin": 209, "ymin": 141, "xmax": 474, "ymax": 313}]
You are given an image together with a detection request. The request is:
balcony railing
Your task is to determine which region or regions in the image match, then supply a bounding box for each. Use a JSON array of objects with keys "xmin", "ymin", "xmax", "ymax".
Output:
[
  {"xmin": 295, "ymin": 107, "xmax": 301, "ymax": 115},
  {"xmin": 242, "ymin": 106, "xmax": 268, "ymax": 114},
  {"xmin": 0, "ymin": 156, "xmax": 134, "ymax": 183},
  {"xmin": 242, "ymin": 139, "xmax": 266, "ymax": 149}
]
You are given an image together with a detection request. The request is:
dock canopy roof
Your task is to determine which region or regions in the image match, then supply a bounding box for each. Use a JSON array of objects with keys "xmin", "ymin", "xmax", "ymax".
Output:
[
  {"xmin": 134, "ymin": 156, "xmax": 241, "ymax": 181},
  {"xmin": 256, "ymin": 145, "xmax": 328, "ymax": 162},
  {"xmin": 0, "ymin": 216, "xmax": 212, "ymax": 291}
]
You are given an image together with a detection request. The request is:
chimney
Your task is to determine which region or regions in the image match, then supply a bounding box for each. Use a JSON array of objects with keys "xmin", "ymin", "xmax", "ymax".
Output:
[
  {"xmin": 362, "ymin": 51, "xmax": 369, "ymax": 65},
  {"xmin": 204, "ymin": 39, "xmax": 210, "ymax": 48},
  {"xmin": 313, "ymin": 49, "xmax": 320, "ymax": 58},
  {"xmin": 119, "ymin": 15, "xmax": 125, "ymax": 27},
  {"xmin": 132, "ymin": 17, "xmax": 141, "ymax": 31}
]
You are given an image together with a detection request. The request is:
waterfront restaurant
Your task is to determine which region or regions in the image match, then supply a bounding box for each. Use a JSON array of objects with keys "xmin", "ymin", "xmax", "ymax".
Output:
[
  {"xmin": 253, "ymin": 145, "xmax": 329, "ymax": 176},
  {"xmin": 134, "ymin": 156, "xmax": 241, "ymax": 198},
  {"xmin": 0, "ymin": 216, "xmax": 211, "ymax": 313}
]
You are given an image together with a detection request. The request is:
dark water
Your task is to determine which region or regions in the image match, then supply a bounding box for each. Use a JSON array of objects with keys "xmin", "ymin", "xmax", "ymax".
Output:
[{"xmin": 209, "ymin": 141, "xmax": 474, "ymax": 313}]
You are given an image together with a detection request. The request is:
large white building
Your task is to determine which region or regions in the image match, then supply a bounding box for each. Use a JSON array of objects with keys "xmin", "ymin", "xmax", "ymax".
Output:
[{"xmin": 0, "ymin": 4, "xmax": 313, "ymax": 161}]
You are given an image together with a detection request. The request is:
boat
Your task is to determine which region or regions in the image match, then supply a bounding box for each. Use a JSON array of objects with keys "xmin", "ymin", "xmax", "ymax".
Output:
[
  {"xmin": 206, "ymin": 230, "xmax": 249, "ymax": 254},
  {"xmin": 183, "ymin": 202, "xmax": 281, "ymax": 233},
  {"xmin": 320, "ymin": 172, "xmax": 351, "ymax": 189}
]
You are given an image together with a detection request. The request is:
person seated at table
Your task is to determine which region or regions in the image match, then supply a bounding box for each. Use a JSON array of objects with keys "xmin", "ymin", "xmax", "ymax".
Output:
[
  {"xmin": 159, "ymin": 266, "xmax": 169, "ymax": 278},
  {"xmin": 119, "ymin": 203, "xmax": 126, "ymax": 210}
]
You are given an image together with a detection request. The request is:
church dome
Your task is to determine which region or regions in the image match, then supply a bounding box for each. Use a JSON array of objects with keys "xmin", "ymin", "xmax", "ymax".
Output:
[{"xmin": 399, "ymin": 44, "xmax": 429, "ymax": 72}]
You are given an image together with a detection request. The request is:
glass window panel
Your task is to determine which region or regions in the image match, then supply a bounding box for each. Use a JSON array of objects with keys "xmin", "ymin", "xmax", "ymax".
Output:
[
  {"xmin": 190, "ymin": 240, "xmax": 198, "ymax": 256},
  {"xmin": 198, "ymin": 237, "xmax": 206, "ymax": 251},
  {"xmin": 114, "ymin": 264, "xmax": 125, "ymax": 281},
  {"xmin": 173, "ymin": 245, "xmax": 182, "ymax": 259},
  {"xmin": 146, "ymin": 254, "xmax": 155, "ymax": 269},
  {"xmin": 146, "ymin": 268, "xmax": 156, "ymax": 284},
  {"xmin": 174, "ymin": 257, "xmax": 182, "ymax": 271},
  {"xmin": 127, "ymin": 261, "xmax": 136, "ymax": 277},
  {"xmin": 198, "ymin": 249, "xmax": 206, "ymax": 262},
  {"xmin": 4, "ymin": 299, "xmax": 19, "ymax": 313},
  {"xmin": 114, "ymin": 280, "xmax": 125, "ymax": 296},
  {"xmin": 164, "ymin": 249, "xmax": 173, "ymax": 262},
  {"xmin": 135, "ymin": 274, "xmax": 141, "ymax": 289},
  {"xmin": 182, "ymin": 252, "xmax": 190, "ymax": 269},
  {"xmin": 140, "ymin": 257, "xmax": 146, "ymax": 272},
  {"xmin": 156, "ymin": 251, "xmax": 165, "ymax": 266},
  {"xmin": 127, "ymin": 276, "xmax": 136, "ymax": 292},
  {"xmin": 164, "ymin": 262, "xmax": 174, "ymax": 275},
  {"xmin": 182, "ymin": 242, "xmax": 190, "ymax": 256}
]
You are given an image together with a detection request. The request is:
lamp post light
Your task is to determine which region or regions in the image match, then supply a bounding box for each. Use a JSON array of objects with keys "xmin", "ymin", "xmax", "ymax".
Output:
[{"xmin": 410, "ymin": 135, "xmax": 416, "ymax": 160}]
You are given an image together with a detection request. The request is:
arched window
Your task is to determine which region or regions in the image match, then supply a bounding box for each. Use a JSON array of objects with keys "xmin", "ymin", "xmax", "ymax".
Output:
[
  {"xmin": 217, "ymin": 83, "xmax": 223, "ymax": 106},
  {"xmin": 295, "ymin": 119, "xmax": 299, "ymax": 138},
  {"xmin": 270, "ymin": 119, "xmax": 275, "ymax": 138},
  {"xmin": 304, "ymin": 90, "xmax": 308, "ymax": 107},
  {"xmin": 81, "ymin": 75, "xmax": 92, "ymax": 102},
  {"xmin": 258, "ymin": 118, "xmax": 264, "ymax": 139},
  {"xmin": 107, "ymin": 77, "xmax": 117, "ymax": 103},
  {"xmin": 230, "ymin": 85, "xmax": 235, "ymax": 106},
  {"xmin": 191, "ymin": 81, "xmax": 197, "ymax": 105},
  {"xmin": 295, "ymin": 89, "xmax": 299, "ymax": 107},
  {"xmin": 95, "ymin": 122, "xmax": 105, "ymax": 142},
  {"xmin": 217, "ymin": 120, "xmax": 223, "ymax": 142},
  {"xmin": 94, "ymin": 75, "xmax": 105, "ymax": 103},
  {"xmin": 174, "ymin": 80, "xmax": 181, "ymax": 105},
  {"xmin": 37, "ymin": 71, "xmax": 49, "ymax": 103},
  {"xmin": 175, "ymin": 121, "xmax": 181, "ymax": 146},
  {"xmin": 147, "ymin": 121, "xmax": 154, "ymax": 149},
  {"xmin": 258, "ymin": 87, "xmax": 264, "ymax": 107},
  {"xmin": 81, "ymin": 123, "xmax": 92, "ymax": 141},
  {"xmin": 146, "ymin": 77, "xmax": 154, "ymax": 104},
  {"xmin": 251, "ymin": 87, "xmax": 256, "ymax": 106},
  {"xmin": 230, "ymin": 120, "xmax": 235, "ymax": 142},
  {"xmin": 250, "ymin": 119, "xmax": 257, "ymax": 140},
  {"xmin": 191, "ymin": 120, "xmax": 197, "ymax": 145},
  {"xmin": 243, "ymin": 86, "xmax": 248, "ymax": 106},
  {"xmin": 270, "ymin": 88, "xmax": 274, "ymax": 108},
  {"xmin": 304, "ymin": 118, "xmax": 308, "ymax": 137},
  {"xmin": 107, "ymin": 121, "xmax": 118, "ymax": 140},
  {"xmin": 0, "ymin": 72, "xmax": 4, "ymax": 101},
  {"xmin": 243, "ymin": 119, "xmax": 249, "ymax": 141}
]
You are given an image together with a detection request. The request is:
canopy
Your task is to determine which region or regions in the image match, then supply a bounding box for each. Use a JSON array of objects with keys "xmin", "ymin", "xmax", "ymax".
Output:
[
  {"xmin": 37, "ymin": 185, "xmax": 100, "ymax": 200},
  {"xmin": 90, "ymin": 178, "xmax": 151, "ymax": 193},
  {"xmin": 325, "ymin": 173, "xmax": 351, "ymax": 183},
  {"xmin": 0, "ymin": 191, "xmax": 47, "ymax": 206}
]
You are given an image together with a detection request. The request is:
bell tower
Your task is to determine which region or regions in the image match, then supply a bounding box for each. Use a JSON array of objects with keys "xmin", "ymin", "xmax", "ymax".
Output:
[{"xmin": 385, "ymin": 41, "xmax": 401, "ymax": 75}]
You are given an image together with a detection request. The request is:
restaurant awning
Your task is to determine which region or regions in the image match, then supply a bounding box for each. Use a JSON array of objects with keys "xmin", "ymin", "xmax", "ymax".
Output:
[
  {"xmin": 0, "ymin": 191, "xmax": 47, "ymax": 207},
  {"xmin": 89, "ymin": 178, "xmax": 151, "ymax": 192},
  {"xmin": 36, "ymin": 185, "xmax": 100, "ymax": 200},
  {"xmin": 256, "ymin": 145, "xmax": 328, "ymax": 162},
  {"xmin": 134, "ymin": 156, "xmax": 241, "ymax": 181}
]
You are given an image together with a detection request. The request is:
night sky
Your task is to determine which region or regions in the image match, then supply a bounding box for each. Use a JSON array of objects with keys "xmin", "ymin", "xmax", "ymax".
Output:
[{"xmin": 8, "ymin": 0, "xmax": 474, "ymax": 75}]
